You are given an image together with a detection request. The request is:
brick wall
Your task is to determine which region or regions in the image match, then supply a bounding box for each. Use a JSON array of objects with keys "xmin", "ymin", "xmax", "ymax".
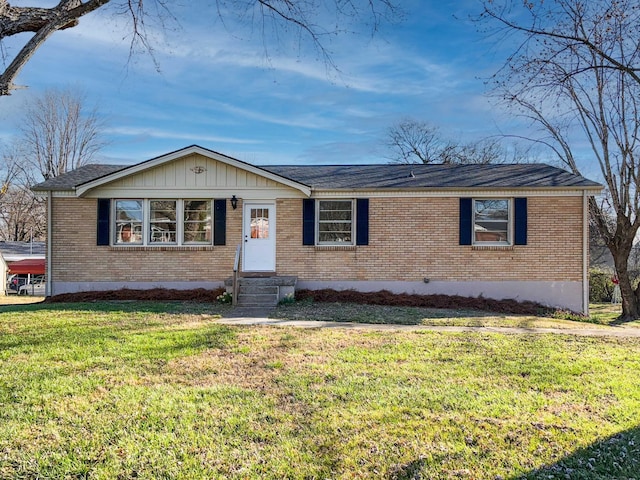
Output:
[
  {"xmin": 50, "ymin": 197, "xmax": 243, "ymax": 282},
  {"xmin": 276, "ymin": 196, "xmax": 584, "ymax": 282},
  {"xmin": 50, "ymin": 195, "xmax": 584, "ymax": 285}
]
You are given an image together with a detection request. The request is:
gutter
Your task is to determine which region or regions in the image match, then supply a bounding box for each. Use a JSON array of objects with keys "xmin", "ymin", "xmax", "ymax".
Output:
[
  {"xmin": 583, "ymin": 190, "xmax": 589, "ymax": 316},
  {"xmin": 46, "ymin": 191, "xmax": 52, "ymax": 298}
]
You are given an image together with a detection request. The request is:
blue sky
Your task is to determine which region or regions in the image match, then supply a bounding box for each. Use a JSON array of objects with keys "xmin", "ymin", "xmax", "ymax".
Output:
[{"xmin": 1, "ymin": 0, "xmax": 528, "ymax": 166}]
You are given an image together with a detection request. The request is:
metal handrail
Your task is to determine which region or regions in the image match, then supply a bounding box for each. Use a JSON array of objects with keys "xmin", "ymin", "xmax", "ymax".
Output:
[{"xmin": 232, "ymin": 244, "xmax": 241, "ymax": 306}]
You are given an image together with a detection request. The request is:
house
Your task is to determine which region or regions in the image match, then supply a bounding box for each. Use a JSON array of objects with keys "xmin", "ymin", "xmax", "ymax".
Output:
[
  {"xmin": 33, "ymin": 145, "xmax": 602, "ymax": 313},
  {"xmin": 0, "ymin": 241, "xmax": 46, "ymax": 295}
]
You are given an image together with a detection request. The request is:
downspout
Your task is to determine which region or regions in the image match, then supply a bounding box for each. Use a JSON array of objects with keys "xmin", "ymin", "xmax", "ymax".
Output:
[
  {"xmin": 582, "ymin": 190, "xmax": 589, "ymax": 316},
  {"xmin": 46, "ymin": 191, "xmax": 52, "ymax": 297}
]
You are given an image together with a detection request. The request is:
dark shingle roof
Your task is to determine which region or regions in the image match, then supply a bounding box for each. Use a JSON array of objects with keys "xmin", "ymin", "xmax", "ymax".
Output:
[
  {"xmin": 261, "ymin": 163, "xmax": 601, "ymax": 189},
  {"xmin": 32, "ymin": 161, "xmax": 601, "ymax": 192},
  {"xmin": 32, "ymin": 164, "xmax": 128, "ymax": 191}
]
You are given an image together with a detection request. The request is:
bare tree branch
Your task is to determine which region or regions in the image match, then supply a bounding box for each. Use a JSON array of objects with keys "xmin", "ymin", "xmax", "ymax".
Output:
[
  {"xmin": 0, "ymin": 0, "xmax": 401, "ymax": 95},
  {"xmin": 0, "ymin": 0, "xmax": 109, "ymax": 94},
  {"xmin": 385, "ymin": 118, "xmax": 522, "ymax": 164},
  {"xmin": 20, "ymin": 88, "xmax": 106, "ymax": 179},
  {"xmin": 479, "ymin": 0, "xmax": 640, "ymax": 321}
]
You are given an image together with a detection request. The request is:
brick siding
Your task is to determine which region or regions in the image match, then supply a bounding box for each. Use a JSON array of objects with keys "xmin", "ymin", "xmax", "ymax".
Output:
[
  {"xmin": 276, "ymin": 196, "xmax": 583, "ymax": 283},
  {"xmin": 49, "ymin": 195, "xmax": 583, "ymax": 284},
  {"xmin": 50, "ymin": 197, "xmax": 242, "ymax": 282}
]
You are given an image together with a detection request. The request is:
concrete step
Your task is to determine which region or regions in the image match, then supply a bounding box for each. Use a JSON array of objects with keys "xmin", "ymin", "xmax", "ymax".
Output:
[
  {"xmin": 225, "ymin": 276, "xmax": 297, "ymax": 287},
  {"xmin": 237, "ymin": 293, "xmax": 279, "ymax": 307},
  {"xmin": 225, "ymin": 275, "xmax": 297, "ymax": 307},
  {"xmin": 238, "ymin": 285, "xmax": 278, "ymax": 295}
]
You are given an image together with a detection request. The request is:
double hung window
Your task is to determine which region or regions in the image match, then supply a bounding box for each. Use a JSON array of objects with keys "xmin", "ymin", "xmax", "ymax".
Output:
[
  {"xmin": 317, "ymin": 200, "xmax": 354, "ymax": 245},
  {"xmin": 184, "ymin": 200, "xmax": 212, "ymax": 243},
  {"xmin": 473, "ymin": 199, "xmax": 510, "ymax": 244},
  {"xmin": 150, "ymin": 200, "xmax": 177, "ymax": 243},
  {"xmin": 115, "ymin": 200, "xmax": 143, "ymax": 244}
]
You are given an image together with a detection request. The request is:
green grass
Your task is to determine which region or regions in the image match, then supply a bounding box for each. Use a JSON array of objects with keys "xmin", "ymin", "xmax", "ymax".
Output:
[
  {"xmin": 1, "ymin": 301, "xmax": 640, "ymax": 479},
  {"xmin": 274, "ymin": 300, "xmax": 638, "ymax": 329}
]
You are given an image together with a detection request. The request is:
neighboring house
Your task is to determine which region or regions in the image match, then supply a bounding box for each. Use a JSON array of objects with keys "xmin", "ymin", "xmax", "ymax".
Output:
[
  {"xmin": 0, "ymin": 241, "xmax": 46, "ymax": 295},
  {"xmin": 33, "ymin": 145, "xmax": 602, "ymax": 313}
]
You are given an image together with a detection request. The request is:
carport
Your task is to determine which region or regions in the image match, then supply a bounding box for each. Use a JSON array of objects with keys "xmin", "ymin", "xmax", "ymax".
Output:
[
  {"xmin": 4, "ymin": 258, "xmax": 46, "ymax": 295},
  {"xmin": 8, "ymin": 258, "xmax": 46, "ymax": 275},
  {"xmin": 0, "ymin": 241, "xmax": 46, "ymax": 295}
]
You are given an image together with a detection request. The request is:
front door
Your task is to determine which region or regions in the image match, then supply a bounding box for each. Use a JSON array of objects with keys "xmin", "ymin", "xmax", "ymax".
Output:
[{"xmin": 243, "ymin": 203, "xmax": 276, "ymax": 272}]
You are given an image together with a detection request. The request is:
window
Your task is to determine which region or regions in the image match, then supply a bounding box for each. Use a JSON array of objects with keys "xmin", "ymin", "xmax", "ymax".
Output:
[
  {"xmin": 317, "ymin": 200, "xmax": 354, "ymax": 244},
  {"xmin": 473, "ymin": 199, "xmax": 510, "ymax": 244},
  {"xmin": 184, "ymin": 200, "xmax": 212, "ymax": 243},
  {"xmin": 250, "ymin": 207, "xmax": 269, "ymax": 239},
  {"xmin": 113, "ymin": 199, "xmax": 213, "ymax": 246},
  {"xmin": 115, "ymin": 200, "xmax": 143, "ymax": 244},
  {"xmin": 150, "ymin": 200, "xmax": 177, "ymax": 243}
]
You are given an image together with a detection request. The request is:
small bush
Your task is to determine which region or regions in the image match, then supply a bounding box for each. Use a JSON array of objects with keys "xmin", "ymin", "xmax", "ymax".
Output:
[
  {"xmin": 590, "ymin": 269, "xmax": 615, "ymax": 303},
  {"xmin": 279, "ymin": 293, "xmax": 296, "ymax": 305},
  {"xmin": 216, "ymin": 291, "xmax": 233, "ymax": 304}
]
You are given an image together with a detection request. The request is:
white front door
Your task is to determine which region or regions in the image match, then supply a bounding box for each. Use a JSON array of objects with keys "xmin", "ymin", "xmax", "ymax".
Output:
[{"xmin": 243, "ymin": 203, "xmax": 276, "ymax": 272}]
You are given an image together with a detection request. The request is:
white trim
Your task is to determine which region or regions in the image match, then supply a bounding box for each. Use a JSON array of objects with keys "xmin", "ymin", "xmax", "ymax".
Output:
[
  {"xmin": 312, "ymin": 188, "xmax": 602, "ymax": 198},
  {"xmin": 242, "ymin": 201, "xmax": 277, "ymax": 272},
  {"xmin": 54, "ymin": 187, "xmax": 603, "ymax": 199},
  {"xmin": 472, "ymin": 198, "xmax": 512, "ymax": 247},
  {"xmin": 583, "ymin": 190, "xmax": 590, "ymax": 316},
  {"xmin": 51, "ymin": 187, "xmax": 601, "ymax": 200},
  {"xmin": 49, "ymin": 191, "xmax": 77, "ymax": 198},
  {"xmin": 75, "ymin": 146, "xmax": 312, "ymax": 197},
  {"xmin": 83, "ymin": 188, "xmax": 307, "ymax": 200},
  {"xmin": 316, "ymin": 199, "xmax": 356, "ymax": 246},
  {"xmin": 46, "ymin": 191, "xmax": 52, "ymax": 298},
  {"xmin": 112, "ymin": 198, "xmax": 214, "ymax": 247}
]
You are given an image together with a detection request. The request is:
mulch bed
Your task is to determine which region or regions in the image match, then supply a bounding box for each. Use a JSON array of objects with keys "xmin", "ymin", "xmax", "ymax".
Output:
[
  {"xmin": 47, "ymin": 287, "xmax": 549, "ymax": 315},
  {"xmin": 47, "ymin": 287, "xmax": 226, "ymax": 303},
  {"xmin": 295, "ymin": 289, "xmax": 549, "ymax": 315}
]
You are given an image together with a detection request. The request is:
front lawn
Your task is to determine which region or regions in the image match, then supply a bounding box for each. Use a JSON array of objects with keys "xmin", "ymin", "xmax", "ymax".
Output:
[
  {"xmin": 1, "ymin": 301, "xmax": 639, "ymax": 479},
  {"xmin": 273, "ymin": 300, "xmax": 640, "ymax": 329}
]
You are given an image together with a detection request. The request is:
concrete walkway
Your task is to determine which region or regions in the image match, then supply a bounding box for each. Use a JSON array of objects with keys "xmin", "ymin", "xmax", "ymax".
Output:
[{"xmin": 220, "ymin": 309, "xmax": 640, "ymax": 338}]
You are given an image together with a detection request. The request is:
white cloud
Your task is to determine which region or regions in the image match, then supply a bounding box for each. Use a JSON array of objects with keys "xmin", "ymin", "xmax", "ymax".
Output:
[{"xmin": 103, "ymin": 126, "xmax": 259, "ymax": 145}]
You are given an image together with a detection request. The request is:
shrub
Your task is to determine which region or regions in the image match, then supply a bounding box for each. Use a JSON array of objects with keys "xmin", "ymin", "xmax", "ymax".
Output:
[
  {"xmin": 589, "ymin": 269, "xmax": 615, "ymax": 303},
  {"xmin": 216, "ymin": 291, "xmax": 233, "ymax": 304},
  {"xmin": 279, "ymin": 293, "xmax": 296, "ymax": 305}
]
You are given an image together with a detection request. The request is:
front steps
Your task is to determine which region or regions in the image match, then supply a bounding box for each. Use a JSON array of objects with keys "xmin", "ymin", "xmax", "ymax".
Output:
[{"xmin": 225, "ymin": 276, "xmax": 297, "ymax": 307}]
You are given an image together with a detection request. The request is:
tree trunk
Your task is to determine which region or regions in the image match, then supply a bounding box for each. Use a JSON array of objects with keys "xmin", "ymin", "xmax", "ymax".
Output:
[{"xmin": 612, "ymin": 247, "xmax": 640, "ymax": 321}]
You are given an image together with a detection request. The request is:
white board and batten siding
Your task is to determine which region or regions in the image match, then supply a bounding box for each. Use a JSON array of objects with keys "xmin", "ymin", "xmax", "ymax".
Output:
[{"xmin": 83, "ymin": 153, "xmax": 306, "ymax": 200}]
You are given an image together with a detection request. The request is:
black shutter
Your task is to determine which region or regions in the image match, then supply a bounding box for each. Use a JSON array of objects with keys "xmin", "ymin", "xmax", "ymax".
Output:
[
  {"xmin": 302, "ymin": 199, "xmax": 315, "ymax": 245},
  {"xmin": 213, "ymin": 199, "xmax": 226, "ymax": 246},
  {"xmin": 514, "ymin": 197, "xmax": 528, "ymax": 245},
  {"xmin": 97, "ymin": 199, "xmax": 111, "ymax": 246},
  {"xmin": 459, "ymin": 198, "xmax": 473, "ymax": 245},
  {"xmin": 356, "ymin": 198, "xmax": 369, "ymax": 246}
]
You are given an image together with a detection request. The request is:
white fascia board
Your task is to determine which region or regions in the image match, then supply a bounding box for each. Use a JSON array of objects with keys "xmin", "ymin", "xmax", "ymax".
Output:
[
  {"xmin": 311, "ymin": 186, "xmax": 603, "ymax": 198},
  {"xmin": 75, "ymin": 145, "xmax": 311, "ymax": 197}
]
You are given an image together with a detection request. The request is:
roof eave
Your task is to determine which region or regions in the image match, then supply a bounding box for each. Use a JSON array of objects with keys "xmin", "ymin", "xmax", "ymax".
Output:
[
  {"xmin": 74, "ymin": 145, "xmax": 312, "ymax": 197},
  {"xmin": 311, "ymin": 185, "xmax": 604, "ymax": 194}
]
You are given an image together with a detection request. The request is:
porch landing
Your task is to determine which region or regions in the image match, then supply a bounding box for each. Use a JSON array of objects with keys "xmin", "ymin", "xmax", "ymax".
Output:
[{"xmin": 224, "ymin": 276, "xmax": 297, "ymax": 308}]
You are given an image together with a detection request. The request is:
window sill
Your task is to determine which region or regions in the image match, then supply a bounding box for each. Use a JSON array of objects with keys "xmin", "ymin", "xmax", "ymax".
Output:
[
  {"xmin": 472, "ymin": 244, "xmax": 514, "ymax": 251},
  {"xmin": 110, "ymin": 245, "xmax": 216, "ymax": 251},
  {"xmin": 314, "ymin": 245, "xmax": 357, "ymax": 251}
]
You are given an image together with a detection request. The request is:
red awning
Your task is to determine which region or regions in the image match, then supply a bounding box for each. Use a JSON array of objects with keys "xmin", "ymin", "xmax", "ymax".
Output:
[{"xmin": 7, "ymin": 259, "xmax": 45, "ymax": 275}]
